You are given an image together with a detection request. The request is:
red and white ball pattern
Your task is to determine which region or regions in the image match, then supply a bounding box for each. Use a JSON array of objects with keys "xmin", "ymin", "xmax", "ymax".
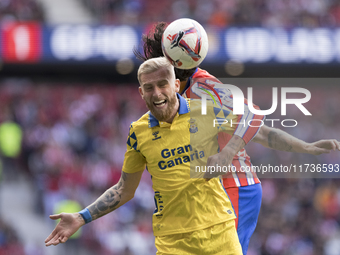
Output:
[{"xmin": 162, "ymin": 18, "xmax": 209, "ymax": 70}]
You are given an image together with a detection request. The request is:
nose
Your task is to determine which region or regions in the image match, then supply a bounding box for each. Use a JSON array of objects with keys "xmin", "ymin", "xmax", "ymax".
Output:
[{"xmin": 152, "ymin": 86, "xmax": 162, "ymax": 98}]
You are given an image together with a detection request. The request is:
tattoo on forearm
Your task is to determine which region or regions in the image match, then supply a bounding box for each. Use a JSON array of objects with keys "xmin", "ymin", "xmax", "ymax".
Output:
[
  {"xmin": 268, "ymin": 131, "xmax": 293, "ymax": 152},
  {"xmin": 77, "ymin": 213, "xmax": 84, "ymax": 223},
  {"xmin": 114, "ymin": 180, "xmax": 123, "ymax": 190},
  {"xmin": 88, "ymin": 181, "xmax": 123, "ymax": 220}
]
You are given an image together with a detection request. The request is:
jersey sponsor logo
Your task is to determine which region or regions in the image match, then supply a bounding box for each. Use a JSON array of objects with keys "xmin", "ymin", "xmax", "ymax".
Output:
[
  {"xmin": 152, "ymin": 131, "xmax": 161, "ymax": 140},
  {"xmin": 158, "ymin": 144, "xmax": 205, "ymax": 170}
]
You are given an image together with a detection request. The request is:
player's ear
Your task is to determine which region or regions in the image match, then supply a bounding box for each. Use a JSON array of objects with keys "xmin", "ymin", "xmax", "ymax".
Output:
[
  {"xmin": 174, "ymin": 79, "xmax": 180, "ymax": 93},
  {"xmin": 139, "ymin": 87, "xmax": 144, "ymax": 99}
]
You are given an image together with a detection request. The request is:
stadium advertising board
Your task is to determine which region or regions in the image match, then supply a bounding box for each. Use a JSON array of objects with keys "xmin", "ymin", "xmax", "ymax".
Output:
[
  {"xmin": 47, "ymin": 25, "xmax": 139, "ymax": 61},
  {"xmin": 2, "ymin": 23, "xmax": 340, "ymax": 64},
  {"xmin": 224, "ymin": 28, "xmax": 340, "ymax": 63},
  {"xmin": 1, "ymin": 23, "xmax": 41, "ymax": 63}
]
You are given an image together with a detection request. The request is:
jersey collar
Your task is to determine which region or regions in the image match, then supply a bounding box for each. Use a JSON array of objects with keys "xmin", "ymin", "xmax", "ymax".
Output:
[
  {"xmin": 181, "ymin": 67, "xmax": 198, "ymax": 95},
  {"xmin": 148, "ymin": 93, "xmax": 190, "ymax": 128}
]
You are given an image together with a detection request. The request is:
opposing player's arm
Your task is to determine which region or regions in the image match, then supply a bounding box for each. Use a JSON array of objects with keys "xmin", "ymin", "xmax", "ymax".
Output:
[
  {"xmin": 218, "ymin": 135, "xmax": 246, "ymax": 166},
  {"xmin": 204, "ymin": 105, "xmax": 248, "ymax": 179},
  {"xmin": 45, "ymin": 170, "xmax": 143, "ymax": 246},
  {"xmin": 253, "ymin": 125, "xmax": 340, "ymax": 155},
  {"xmin": 204, "ymin": 135, "xmax": 245, "ymax": 180},
  {"xmin": 204, "ymin": 106, "xmax": 246, "ymax": 179}
]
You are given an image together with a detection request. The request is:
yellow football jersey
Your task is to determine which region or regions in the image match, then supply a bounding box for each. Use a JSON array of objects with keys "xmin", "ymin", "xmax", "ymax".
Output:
[{"xmin": 122, "ymin": 94, "xmax": 238, "ymax": 236}]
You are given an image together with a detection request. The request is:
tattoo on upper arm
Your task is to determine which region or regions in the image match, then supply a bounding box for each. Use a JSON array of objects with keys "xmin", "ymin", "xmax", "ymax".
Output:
[
  {"xmin": 122, "ymin": 172, "xmax": 127, "ymax": 182},
  {"xmin": 268, "ymin": 131, "xmax": 293, "ymax": 152}
]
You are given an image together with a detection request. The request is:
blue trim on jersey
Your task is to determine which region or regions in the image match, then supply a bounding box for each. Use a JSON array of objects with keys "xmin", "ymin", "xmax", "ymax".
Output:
[
  {"xmin": 153, "ymin": 195, "xmax": 158, "ymax": 213},
  {"xmin": 148, "ymin": 93, "xmax": 190, "ymax": 127},
  {"xmin": 148, "ymin": 112, "xmax": 159, "ymax": 128},
  {"xmin": 127, "ymin": 124, "xmax": 138, "ymax": 150},
  {"xmin": 178, "ymin": 93, "xmax": 190, "ymax": 115},
  {"xmin": 181, "ymin": 67, "xmax": 198, "ymax": 95}
]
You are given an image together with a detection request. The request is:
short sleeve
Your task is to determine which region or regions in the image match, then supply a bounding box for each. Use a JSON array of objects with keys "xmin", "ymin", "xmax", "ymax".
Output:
[{"xmin": 122, "ymin": 124, "xmax": 146, "ymax": 174}]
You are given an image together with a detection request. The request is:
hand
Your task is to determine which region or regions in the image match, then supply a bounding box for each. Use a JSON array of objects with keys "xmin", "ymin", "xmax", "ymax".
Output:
[
  {"xmin": 203, "ymin": 153, "xmax": 232, "ymax": 181},
  {"xmin": 307, "ymin": 139, "xmax": 340, "ymax": 155},
  {"xmin": 45, "ymin": 213, "xmax": 85, "ymax": 246},
  {"xmin": 203, "ymin": 135, "xmax": 244, "ymax": 181}
]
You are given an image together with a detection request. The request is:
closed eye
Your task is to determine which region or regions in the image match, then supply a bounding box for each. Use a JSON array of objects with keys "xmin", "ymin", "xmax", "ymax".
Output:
[
  {"xmin": 158, "ymin": 80, "xmax": 168, "ymax": 87},
  {"xmin": 144, "ymin": 86, "xmax": 153, "ymax": 92}
]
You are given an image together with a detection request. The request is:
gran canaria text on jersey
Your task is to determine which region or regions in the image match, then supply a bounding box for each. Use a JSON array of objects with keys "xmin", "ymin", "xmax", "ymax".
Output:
[{"xmin": 158, "ymin": 144, "xmax": 205, "ymax": 170}]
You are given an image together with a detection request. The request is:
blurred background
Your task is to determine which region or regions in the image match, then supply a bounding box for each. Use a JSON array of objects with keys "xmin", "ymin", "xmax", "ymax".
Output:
[{"xmin": 0, "ymin": 0, "xmax": 340, "ymax": 255}]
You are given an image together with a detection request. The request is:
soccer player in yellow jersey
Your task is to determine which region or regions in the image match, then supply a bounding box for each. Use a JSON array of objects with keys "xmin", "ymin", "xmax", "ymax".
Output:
[{"xmin": 45, "ymin": 57, "xmax": 246, "ymax": 254}]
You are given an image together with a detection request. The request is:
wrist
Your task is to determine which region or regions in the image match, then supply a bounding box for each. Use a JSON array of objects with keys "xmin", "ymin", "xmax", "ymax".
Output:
[
  {"xmin": 220, "ymin": 147, "xmax": 236, "ymax": 160},
  {"xmin": 78, "ymin": 208, "xmax": 92, "ymax": 224},
  {"xmin": 302, "ymin": 142, "xmax": 312, "ymax": 154}
]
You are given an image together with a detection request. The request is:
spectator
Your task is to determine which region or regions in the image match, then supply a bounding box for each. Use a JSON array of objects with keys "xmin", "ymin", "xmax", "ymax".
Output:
[
  {"xmin": 81, "ymin": 0, "xmax": 335, "ymax": 28},
  {"xmin": 0, "ymin": 0, "xmax": 44, "ymax": 23}
]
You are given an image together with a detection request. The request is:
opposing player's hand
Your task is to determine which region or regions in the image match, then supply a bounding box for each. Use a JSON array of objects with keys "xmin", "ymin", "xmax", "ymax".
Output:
[
  {"xmin": 308, "ymin": 139, "xmax": 340, "ymax": 155},
  {"xmin": 203, "ymin": 136, "xmax": 244, "ymax": 181},
  {"xmin": 203, "ymin": 153, "xmax": 231, "ymax": 181},
  {"xmin": 45, "ymin": 213, "xmax": 85, "ymax": 247}
]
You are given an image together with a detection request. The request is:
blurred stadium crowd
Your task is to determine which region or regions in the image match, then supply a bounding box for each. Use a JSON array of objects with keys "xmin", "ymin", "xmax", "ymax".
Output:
[
  {"xmin": 2, "ymin": 0, "xmax": 340, "ymax": 27},
  {"xmin": 81, "ymin": 0, "xmax": 340, "ymax": 27},
  {"xmin": 0, "ymin": 0, "xmax": 340, "ymax": 255},
  {"xmin": 0, "ymin": 0, "xmax": 44, "ymax": 23}
]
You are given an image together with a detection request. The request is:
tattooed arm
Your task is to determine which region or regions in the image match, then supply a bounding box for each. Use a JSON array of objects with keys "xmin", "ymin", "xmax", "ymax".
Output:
[
  {"xmin": 87, "ymin": 171, "xmax": 142, "ymax": 220},
  {"xmin": 45, "ymin": 170, "xmax": 143, "ymax": 246},
  {"xmin": 204, "ymin": 135, "xmax": 245, "ymax": 180},
  {"xmin": 253, "ymin": 125, "xmax": 340, "ymax": 155}
]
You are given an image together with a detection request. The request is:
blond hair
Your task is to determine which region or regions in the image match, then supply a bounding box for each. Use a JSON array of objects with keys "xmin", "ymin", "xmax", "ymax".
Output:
[{"xmin": 137, "ymin": 57, "xmax": 175, "ymax": 84}]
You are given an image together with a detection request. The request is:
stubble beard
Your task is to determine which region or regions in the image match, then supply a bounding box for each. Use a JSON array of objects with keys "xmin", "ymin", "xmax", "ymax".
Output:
[{"xmin": 146, "ymin": 93, "xmax": 178, "ymax": 122}]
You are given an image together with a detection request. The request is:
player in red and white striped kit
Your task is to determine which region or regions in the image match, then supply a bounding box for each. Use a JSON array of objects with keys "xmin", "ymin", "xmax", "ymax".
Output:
[{"xmin": 181, "ymin": 67, "xmax": 263, "ymax": 254}]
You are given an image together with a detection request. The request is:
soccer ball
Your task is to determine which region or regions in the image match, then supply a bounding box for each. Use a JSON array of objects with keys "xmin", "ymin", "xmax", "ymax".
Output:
[{"xmin": 162, "ymin": 18, "xmax": 209, "ymax": 70}]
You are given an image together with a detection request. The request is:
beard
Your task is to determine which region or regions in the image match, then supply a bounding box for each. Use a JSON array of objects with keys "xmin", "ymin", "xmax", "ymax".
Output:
[{"xmin": 145, "ymin": 93, "xmax": 178, "ymax": 122}]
